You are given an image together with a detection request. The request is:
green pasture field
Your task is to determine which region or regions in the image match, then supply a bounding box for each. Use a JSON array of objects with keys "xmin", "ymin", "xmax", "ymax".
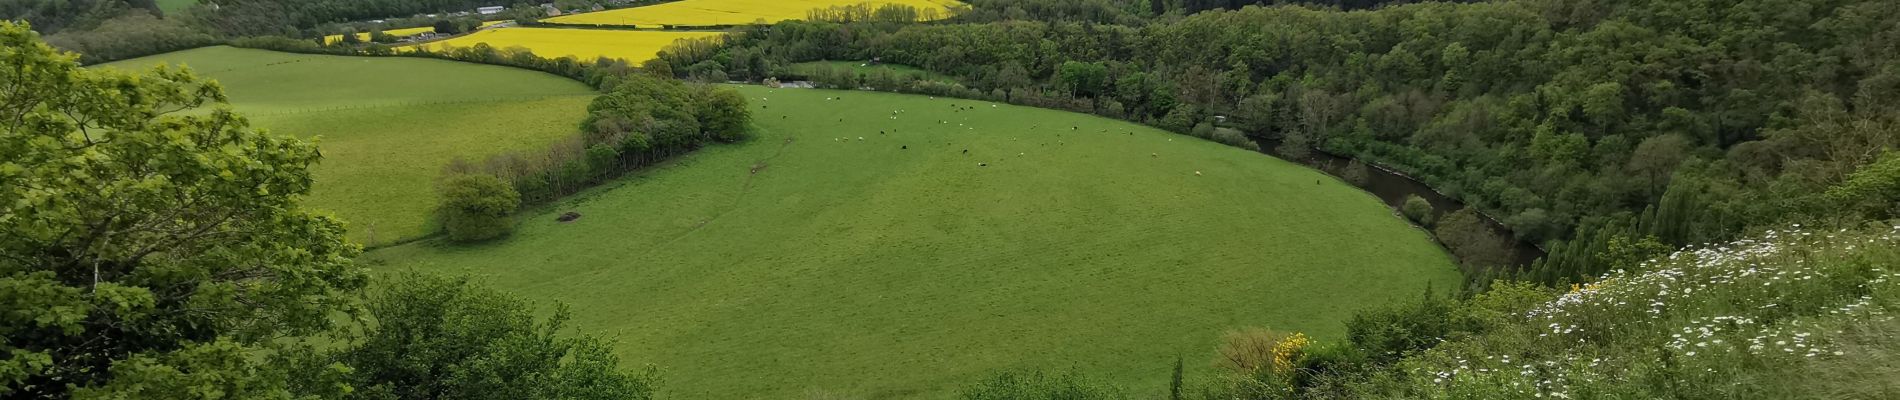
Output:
[
  {"xmin": 367, "ymin": 86, "xmax": 1461, "ymax": 399},
  {"xmin": 100, "ymin": 46, "xmax": 595, "ymax": 245}
]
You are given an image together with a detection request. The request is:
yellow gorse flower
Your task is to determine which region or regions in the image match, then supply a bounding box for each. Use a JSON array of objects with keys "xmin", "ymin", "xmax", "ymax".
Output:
[{"xmin": 1270, "ymin": 332, "xmax": 1310, "ymax": 375}]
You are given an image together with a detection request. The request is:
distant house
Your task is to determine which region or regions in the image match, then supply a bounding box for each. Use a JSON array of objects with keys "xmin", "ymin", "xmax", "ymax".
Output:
[
  {"xmin": 541, "ymin": 3, "xmax": 562, "ymax": 16},
  {"xmin": 477, "ymin": 6, "xmax": 505, "ymax": 15}
]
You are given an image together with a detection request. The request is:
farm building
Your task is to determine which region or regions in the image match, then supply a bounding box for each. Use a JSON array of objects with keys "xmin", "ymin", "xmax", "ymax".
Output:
[{"xmin": 477, "ymin": 6, "xmax": 505, "ymax": 15}]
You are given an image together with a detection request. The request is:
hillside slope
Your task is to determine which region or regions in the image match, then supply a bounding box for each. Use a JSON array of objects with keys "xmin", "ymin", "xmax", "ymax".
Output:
[
  {"xmin": 101, "ymin": 47, "xmax": 596, "ymax": 245},
  {"xmin": 369, "ymin": 86, "xmax": 1461, "ymax": 399}
]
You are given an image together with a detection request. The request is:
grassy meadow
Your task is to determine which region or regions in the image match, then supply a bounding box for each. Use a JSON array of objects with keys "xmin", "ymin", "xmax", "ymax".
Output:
[
  {"xmin": 543, "ymin": 0, "xmax": 963, "ymax": 27},
  {"xmin": 99, "ymin": 46, "xmax": 595, "ymax": 245},
  {"xmin": 368, "ymin": 86, "xmax": 1461, "ymax": 399},
  {"xmin": 414, "ymin": 27, "xmax": 722, "ymax": 63}
]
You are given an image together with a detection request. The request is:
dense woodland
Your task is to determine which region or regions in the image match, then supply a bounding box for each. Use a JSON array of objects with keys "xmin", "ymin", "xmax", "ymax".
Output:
[{"xmin": 658, "ymin": 0, "xmax": 1900, "ymax": 289}]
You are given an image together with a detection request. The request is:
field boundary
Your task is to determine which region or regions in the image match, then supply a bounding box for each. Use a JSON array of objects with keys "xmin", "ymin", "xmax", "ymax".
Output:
[{"xmin": 240, "ymin": 94, "xmax": 589, "ymax": 116}]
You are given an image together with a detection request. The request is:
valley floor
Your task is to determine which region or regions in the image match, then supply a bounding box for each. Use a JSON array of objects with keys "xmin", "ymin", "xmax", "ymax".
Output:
[{"xmin": 367, "ymin": 86, "xmax": 1461, "ymax": 399}]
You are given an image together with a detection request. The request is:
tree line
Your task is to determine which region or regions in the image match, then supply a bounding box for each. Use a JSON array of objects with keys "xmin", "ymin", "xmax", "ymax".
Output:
[
  {"xmin": 655, "ymin": 0, "xmax": 1900, "ymax": 290},
  {"xmin": 437, "ymin": 71, "xmax": 751, "ymax": 242},
  {"xmin": 0, "ymin": 22, "xmax": 653, "ymax": 399},
  {"xmin": 224, "ymin": 35, "xmax": 755, "ymax": 243}
]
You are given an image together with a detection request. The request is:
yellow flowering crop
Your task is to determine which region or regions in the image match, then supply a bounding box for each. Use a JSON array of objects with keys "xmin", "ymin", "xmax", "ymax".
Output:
[
  {"xmin": 410, "ymin": 28, "xmax": 723, "ymax": 63},
  {"xmin": 544, "ymin": 0, "xmax": 963, "ymax": 27},
  {"xmin": 324, "ymin": 21, "xmax": 509, "ymax": 44}
]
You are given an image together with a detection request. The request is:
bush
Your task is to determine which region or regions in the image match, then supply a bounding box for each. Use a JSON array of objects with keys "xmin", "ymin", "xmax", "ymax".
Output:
[
  {"xmin": 439, "ymin": 174, "xmax": 521, "ymax": 242},
  {"xmin": 698, "ymin": 87, "xmax": 752, "ymax": 142},
  {"xmin": 1344, "ymin": 291, "xmax": 1477, "ymax": 365},
  {"xmin": 1401, "ymin": 194, "xmax": 1434, "ymax": 226},
  {"xmin": 1210, "ymin": 327, "xmax": 1311, "ymax": 398},
  {"xmin": 1342, "ymin": 160, "xmax": 1370, "ymax": 187},
  {"xmin": 304, "ymin": 273, "xmax": 656, "ymax": 400},
  {"xmin": 1433, "ymin": 208, "xmax": 1514, "ymax": 268}
]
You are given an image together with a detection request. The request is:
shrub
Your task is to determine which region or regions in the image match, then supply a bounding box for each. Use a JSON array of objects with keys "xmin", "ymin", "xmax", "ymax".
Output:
[
  {"xmin": 1402, "ymin": 194, "xmax": 1434, "ymax": 226},
  {"xmin": 309, "ymin": 274, "xmax": 656, "ymax": 400},
  {"xmin": 1277, "ymin": 131, "xmax": 1314, "ymax": 161},
  {"xmin": 439, "ymin": 174, "xmax": 521, "ymax": 242},
  {"xmin": 698, "ymin": 87, "xmax": 752, "ymax": 142},
  {"xmin": 1344, "ymin": 291, "xmax": 1478, "ymax": 365},
  {"xmin": 1433, "ymin": 209, "xmax": 1514, "ymax": 268},
  {"xmin": 1342, "ymin": 160, "xmax": 1371, "ymax": 186},
  {"xmin": 1212, "ymin": 327, "xmax": 1311, "ymax": 398}
]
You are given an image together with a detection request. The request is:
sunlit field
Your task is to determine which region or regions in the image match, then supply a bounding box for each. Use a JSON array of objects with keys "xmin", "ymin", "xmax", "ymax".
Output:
[
  {"xmin": 413, "ymin": 27, "xmax": 722, "ymax": 63},
  {"xmin": 543, "ymin": 0, "xmax": 963, "ymax": 27},
  {"xmin": 323, "ymin": 20, "xmax": 509, "ymax": 44},
  {"xmin": 99, "ymin": 47, "xmax": 594, "ymax": 246},
  {"xmin": 369, "ymin": 86, "xmax": 1461, "ymax": 399}
]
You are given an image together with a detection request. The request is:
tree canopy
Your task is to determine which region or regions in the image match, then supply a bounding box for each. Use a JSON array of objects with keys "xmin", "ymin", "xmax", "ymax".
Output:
[{"xmin": 0, "ymin": 21, "xmax": 366, "ymax": 398}]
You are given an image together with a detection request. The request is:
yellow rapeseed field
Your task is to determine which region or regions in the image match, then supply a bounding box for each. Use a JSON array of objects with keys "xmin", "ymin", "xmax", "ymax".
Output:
[
  {"xmin": 412, "ymin": 28, "xmax": 722, "ymax": 63},
  {"xmin": 324, "ymin": 21, "xmax": 509, "ymax": 44},
  {"xmin": 543, "ymin": 0, "xmax": 963, "ymax": 27}
]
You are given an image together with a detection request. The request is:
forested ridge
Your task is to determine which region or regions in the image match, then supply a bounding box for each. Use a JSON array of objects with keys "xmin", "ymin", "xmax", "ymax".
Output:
[{"xmin": 660, "ymin": 0, "xmax": 1900, "ymax": 288}]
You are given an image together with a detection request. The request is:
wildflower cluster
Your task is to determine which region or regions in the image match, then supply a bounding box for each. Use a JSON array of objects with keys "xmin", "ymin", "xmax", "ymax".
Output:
[
  {"xmin": 1401, "ymin": 225, "xmax": 1900, "ymax": 399},
  {"xmin": 1270, "ymin": 332, "xmax": 1310, "ymax": 376}
]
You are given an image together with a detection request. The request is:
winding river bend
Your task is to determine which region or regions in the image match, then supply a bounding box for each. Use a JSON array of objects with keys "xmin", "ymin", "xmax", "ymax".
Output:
[{"xmin": 1249, "ymin": 136, "xmax": 1547, "ymax": 269}]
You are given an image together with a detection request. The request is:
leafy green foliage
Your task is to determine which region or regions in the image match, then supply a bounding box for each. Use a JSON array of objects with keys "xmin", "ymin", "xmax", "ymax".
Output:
[
  {"xmin": 1432, "ymin": 209, "xmax": 1513, "ymax": 269},
  {"xmin": 42, "ymin": 11, "xmax": 217, "ymax": 64},
  {"xmin": 698, "ymin": 87, "xmax": 752, "ymax": 143},
  {"xmin": 439, "ymin": 174, "xmax": 521, "ymax": 242},
  {"xmin": 444, "ymin": 73, "xmax": 750, "ymax": 206},
  {"xmin": 1343, "ymin": 291, "xmax": 1480, "ymax": 365},
  {"xmin": 0, "ymin": 22, "xmax": 365, "ymax": 398},
  {"xmin": 317, "ymin": 274, "xmax": 655, "ymax": 400},
  {"xmin": 1825, "ymin": 151, "xmax": 1900, "ymax": 221},
  {"xmin": 1401, "ymin": 195, "xmax": 1433, "ymax": 226},
  {"xmin": 678, "ymin": 0, "xmax": 1900, "ymax": 285}
]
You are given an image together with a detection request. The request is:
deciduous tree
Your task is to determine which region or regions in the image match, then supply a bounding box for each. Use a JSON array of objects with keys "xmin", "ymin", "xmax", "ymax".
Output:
[{"xmin": 0, "ymin": 22, "xmax": 366, "ymax": 398}]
